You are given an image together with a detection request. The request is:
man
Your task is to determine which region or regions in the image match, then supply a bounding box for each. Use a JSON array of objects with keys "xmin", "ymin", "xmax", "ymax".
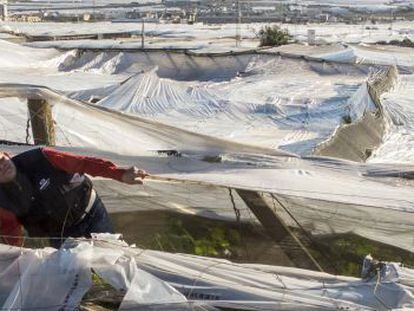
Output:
[{"xmin": 0, "ymin": 147, "xmax": 148, "ymax": 248}]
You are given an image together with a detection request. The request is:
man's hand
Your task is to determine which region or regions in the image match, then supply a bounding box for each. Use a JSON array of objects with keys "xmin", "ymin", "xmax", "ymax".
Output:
[{"xmin": 121, "ymin": 166, "xmax": 149, "ymax": 185}]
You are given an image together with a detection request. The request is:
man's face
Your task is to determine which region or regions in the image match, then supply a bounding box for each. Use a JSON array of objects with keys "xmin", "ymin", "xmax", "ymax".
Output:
[{"xmin": 0, "ymin": 153, "xmax": 16, "ymax": 183}]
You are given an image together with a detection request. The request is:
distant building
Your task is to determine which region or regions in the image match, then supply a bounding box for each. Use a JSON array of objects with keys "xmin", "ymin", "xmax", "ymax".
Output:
[{"xmin": 308, "ymin": 29, "xmax": 316, "ymax": 45}]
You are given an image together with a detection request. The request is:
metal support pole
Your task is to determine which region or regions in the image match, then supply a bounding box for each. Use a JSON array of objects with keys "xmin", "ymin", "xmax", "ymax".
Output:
[
  {"xmin": 235, "ymin": 0, "xmax": 241, "ymax": 47},
  {"xmin": 141, "ymin": 18, "xmax": 145, "ymax": 49}
]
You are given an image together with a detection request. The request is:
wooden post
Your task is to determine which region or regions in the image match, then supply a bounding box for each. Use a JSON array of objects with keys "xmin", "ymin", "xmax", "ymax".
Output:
[
  {"xmin": 236, "ymin": 190, "xmax": 323, "ymax": 271},
  {"xmin": 27, "ymin": 98, "xmax": 55, "ymax": 146},
  {"xmin": 141, "ymin": 18, "xmax": 145, "ymax": 49}
]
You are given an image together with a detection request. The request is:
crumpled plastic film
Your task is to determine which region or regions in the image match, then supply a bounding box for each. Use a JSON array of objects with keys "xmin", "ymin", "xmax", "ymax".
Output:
[
  {"xmin": 0, "ymin": 245, "xmax": 91, "ymax": 311},
  {"xmin": 0, "ymin": 235, "xmax": 414, "ymax": 310}
]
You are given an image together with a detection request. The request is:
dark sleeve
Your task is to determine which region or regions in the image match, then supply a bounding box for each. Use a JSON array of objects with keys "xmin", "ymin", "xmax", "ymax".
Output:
[{"xmin": 41, "ymin": 148, "xmax": 126, "ymax": 182}]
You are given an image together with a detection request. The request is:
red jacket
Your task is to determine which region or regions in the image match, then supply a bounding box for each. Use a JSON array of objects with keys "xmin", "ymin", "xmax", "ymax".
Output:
[{"xmin": 0, "ymin": 208, "xmax": 23, "ymax": 246}]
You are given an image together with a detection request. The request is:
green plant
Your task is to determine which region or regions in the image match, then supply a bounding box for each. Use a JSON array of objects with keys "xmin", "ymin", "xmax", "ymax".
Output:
[
  {"xmin": 312, "ymin": 234, "xmax": 414, "ymax": 277},
  {"xmin": 82, "ymin": 272, "xmax": 123, "ymax": 309},
  {"xmin": 378, "ymin": 38, "xmax": 414, "ymax": 48},
  {"xmin": 401, "ymin": 38, "xmax": 414, "ymax": 47},
  {"xmin": 258, "ymin": 25, "xmax": 291, "ymax": 47},
  {"xmin": 152, "ymin": 218, "xmax": 241, "ymax": 258},
  {"xmin": 342, "ymin": 114, "xmax": 352, "ymax": 124}
]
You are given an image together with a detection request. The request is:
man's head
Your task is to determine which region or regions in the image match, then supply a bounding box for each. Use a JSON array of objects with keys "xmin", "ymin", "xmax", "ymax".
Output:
[{"xmin": 0, "ymin": 152, "xmax": 16, "ymax": 184}]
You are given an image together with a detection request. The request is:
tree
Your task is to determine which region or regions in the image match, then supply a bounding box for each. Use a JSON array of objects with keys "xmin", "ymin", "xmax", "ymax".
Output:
[{"xmin": 258, "ymin": 25, "xmax": 291, "ymax": 47}]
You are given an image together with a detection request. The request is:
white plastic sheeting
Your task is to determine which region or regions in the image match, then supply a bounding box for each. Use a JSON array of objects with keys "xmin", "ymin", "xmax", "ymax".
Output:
[
  {"xmin": 0, "ymin": 80, "xmax": 413, "ymax": 251},
  {"xmin": 315, "ymin": 47, "xmax": 358, "ymax": 63},
  {"xmin": 0, "ymin": 236, "xmax": 187, "ymax": 311},
  {"xmin": 0, "ymin": 40, "xmax": 412, "ymax": 252},
  {"xmin": 315, "ymin": 44, "xmax": 414, "ymax": 70},
  {"xmin": 0, "ymin": 40, "xmax": 60, "ymax": 68},
  {"xmin": 0, "ymin": 43, "xmax": 377, "ymax": 156},
  {"xmin": 58, "ymin": 50, "xmax": 256, "ymax": 81},
  {"xmin": 4, "ymin": 19, "xmax": 414, "ymax": 48},
  {"xmin": 0, "ymin": 40, "xmax": 124, "ymax": 93},
  {"xmin": 1, "ymin": 235, "xmax": 413, "ymax": 310},
  {"xmin": 369, "ymin": 74, "xmax": 414, "ymax": 164},
  {"xmin": 95, "ymin": 56, "xmax": 374, "ymax": 155},
  {"xmin": 0, "ymin": 245, "xmax": 91, "ymax": 310},
  {"xmin": 1, "ymin": 148, "xmax": 414, "ymax": 253},
  {"xmin": 88, "ymin": 235, "xmax": 187, "ymax": 309},
  {"xmin": 281, "ymin": 21, "xmax": 414, "ymax": 44}
]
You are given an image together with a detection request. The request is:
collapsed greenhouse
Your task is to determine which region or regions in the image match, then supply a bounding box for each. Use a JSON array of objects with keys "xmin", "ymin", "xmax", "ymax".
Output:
[{"xmin": 0, "ymin": 38, "xmax": 413, "ymax": 310}]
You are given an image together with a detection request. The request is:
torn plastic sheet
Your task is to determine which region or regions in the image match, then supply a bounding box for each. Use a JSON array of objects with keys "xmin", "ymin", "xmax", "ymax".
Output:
[
  {"xmin": 0, "ymin": 239, "xmax": 188, "ymax": 311},
  {"xmin": 95, "ymin": 60, "xmax": 372, "ymax": 155},
  {"xmin": 1, "ymin": 235, "xmax": 413, "ymax": 311},
  {"xmin": 2, "ymin": 143, "xmax": 414, "ymax": 253},
  {"xmin": 88, "ymin": 234, "xmax": 187, "ymax": 309},
  {"xmin": 92, "ymin": 237, "xmax": 414, "ymax": 311},
  {"xmin": 97, "ymin": 256, "xmax": 187, "ymax": 309},
  {"xmin": 0, "ymin": 245, "xmax": 91, "ymax": 310},
  {"xmin": 0, "ymin": 81, "xmax": 414, "ymax": 251}
]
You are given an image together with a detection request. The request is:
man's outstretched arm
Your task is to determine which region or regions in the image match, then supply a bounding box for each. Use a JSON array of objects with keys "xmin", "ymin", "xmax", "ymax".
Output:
[{"xmin": 42, "ymin": 147, "xmax": 148, "ymax": 184}]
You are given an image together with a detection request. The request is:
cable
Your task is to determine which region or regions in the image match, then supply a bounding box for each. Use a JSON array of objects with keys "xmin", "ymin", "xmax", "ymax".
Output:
[
  {"xmin": 373, "ymin": 267, "xmax": 390, "ymax": 310},
  {"xmin": 270, "ymin": 194, "xmax": 338, "ymax": 274},
  {"xmin": 25, "ymin": 117, "xmax": 31, "ymax": 144},
  {"xmin": 59, "ymin": 202, "xmax": 73, "ymax": 247},
  {"xmin": 228, "ymin": 188, "xmax": 240, "ymax": 224},
  {"xmin": 228, "ymin": 188, "xmax": 249, "ymax": 259}
]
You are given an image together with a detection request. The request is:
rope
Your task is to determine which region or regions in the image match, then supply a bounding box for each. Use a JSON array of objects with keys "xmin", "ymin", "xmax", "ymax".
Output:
[
  {"xmin": 0, "ymin": 234, "xmax": 86, "ymax": 241},
  {"xmin": 59, "ymin": 202, "xmax": 72, "ymax": 246},
  {"xmin": 54, "ymin": 122, "xmax": 73, "ymax": 147},
  {"xmin": 373, "ymin": 267, "xmax": 391, "ymax": 310},
  {"xmin": 274, "ymin": 273, "xmax": 287, "ymax": 290},
  {"xmin": 25, "ymin": 117, "xmax": 31, "ymax": 144},
  {"xmin": 270, "ymin": 194, "xmax": 318, "ymax": 246},
  {"xmin": 0, "ymin": 304, "xmax": 82, "ymax": 310},
  {"xmin": 228, "ymin": 187, "xmax": 249, "ymax": 259},
  {"xmin": 16, "ymin": 254, "xmax": 23, "ymax": 308},
  {"xmin": 266, "ymin": 194, "xmax": 324, "ymax": 273},
  {"xmin": 228, "ymin": 188, "xmax": 240, "ymax": 224},
  {"xmin": 186, "ymin": 260, "xmax": 225, "ymax": 304},
  {"xmin": 270, "ymin": 194, "xmax": 340, "ymax": 274}
]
